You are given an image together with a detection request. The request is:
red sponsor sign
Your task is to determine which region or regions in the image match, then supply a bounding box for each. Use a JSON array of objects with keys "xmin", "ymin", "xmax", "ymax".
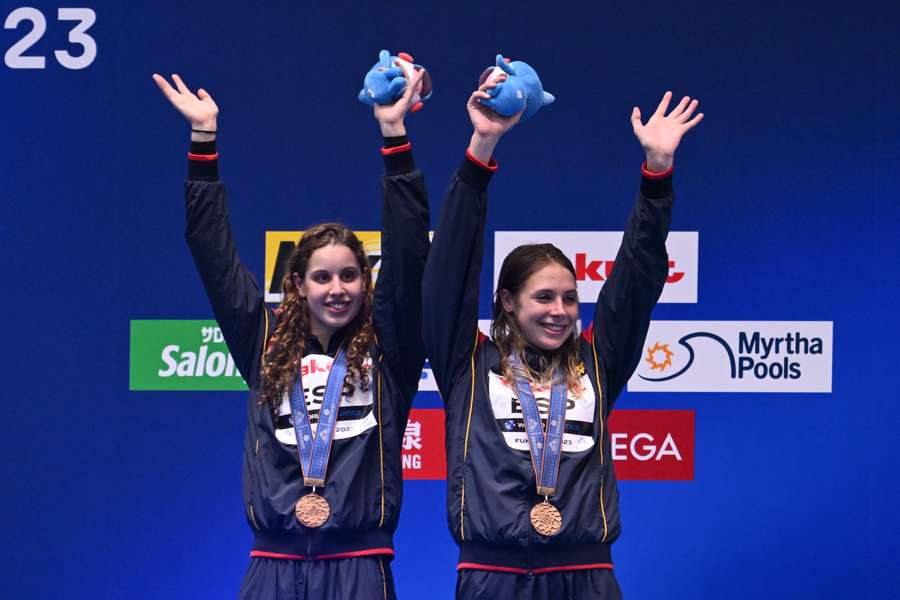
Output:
[
  {"xmin": 608, "ymin": 410, "xmax": 695, "ymax": 480},
  {"xmin": 401, "ymin": 408, "xmax": 694, "ymax": 481},
  {"xmin": 401, "ymin": 408, "xmax": 446, "ymax": 480}
]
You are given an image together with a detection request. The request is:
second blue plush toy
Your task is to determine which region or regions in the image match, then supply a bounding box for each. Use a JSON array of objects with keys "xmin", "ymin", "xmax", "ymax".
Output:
[
  {"xmin": 358, "ymin": 49, "xmax": 432, "ymax": 112},
  {"xmin": 478, "ymin": 54, "xmax": 555, "ymax": 121}
]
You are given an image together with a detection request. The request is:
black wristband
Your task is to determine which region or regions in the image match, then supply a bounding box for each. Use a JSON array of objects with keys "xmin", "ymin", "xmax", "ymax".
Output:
[
  {"xmin": 383, "ymin": 135, "xmax": 409, "ymax": 148},
  {"xmin": 190, "ymin": 140, "xmax": 217, "ymax": 155},
  {"xmin": 191, "ymin": 128, "xmax": 217, "ymax": 134}
]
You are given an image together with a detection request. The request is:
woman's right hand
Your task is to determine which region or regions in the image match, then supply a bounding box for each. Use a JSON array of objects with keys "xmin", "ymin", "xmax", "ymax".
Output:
[
  {"xmin": 466, "ymin": 75, "xmax": 521, "ymax": 163},
  {"xmin": 153, "ymin": 73, "xmax": 219, "ymax": 138}
]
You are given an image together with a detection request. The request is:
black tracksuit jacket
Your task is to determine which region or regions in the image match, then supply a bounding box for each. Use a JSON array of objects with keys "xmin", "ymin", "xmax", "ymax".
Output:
[
  {"xmin": 184, "ymin": 143, "xmax": 428, "ymax": 560},
  {"xmin": 423, "ymin": 154, "xmax": 673, "ymax": 571}
]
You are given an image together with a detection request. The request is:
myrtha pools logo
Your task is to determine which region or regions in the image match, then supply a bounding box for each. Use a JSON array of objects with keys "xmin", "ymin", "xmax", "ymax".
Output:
[{"xmin": 628, "ymin": 321, "xmax": 833, "ymax": 393}]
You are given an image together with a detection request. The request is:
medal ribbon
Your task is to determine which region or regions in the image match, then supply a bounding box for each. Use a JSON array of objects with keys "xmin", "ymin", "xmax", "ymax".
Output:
[
  {"xmin": 508, "ymin": 352, "xmax": 567, "ymax": 496},
  {"xmin": 288, "ymin": 347, "xmax": 348, "ymax": 487}
]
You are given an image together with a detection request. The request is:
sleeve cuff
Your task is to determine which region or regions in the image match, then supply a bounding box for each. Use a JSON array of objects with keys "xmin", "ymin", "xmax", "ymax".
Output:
[
  {"xmin": 640, "ymin": 161, "xmax": 673, "ymax": 199},
  {"xmin": 457, "ymin": 150, "xmax": 498, "ymax": 191},
  {"xmin": 381, "ymin": 141, "xmax": 416, "ymax": 176},
  {"xmin": 188, "ymin": 140, "xmax": 219, "ymax": 181}
]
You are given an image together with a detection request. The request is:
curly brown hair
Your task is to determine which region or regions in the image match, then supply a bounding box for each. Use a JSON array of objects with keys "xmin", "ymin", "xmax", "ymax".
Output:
[
  {"xmin": 259, "ymin": 223, "xmax": 374, "ymax": 414},
  {"xmin": 491, "ymin": 243, "xmax": 583, "ymax": 392}
]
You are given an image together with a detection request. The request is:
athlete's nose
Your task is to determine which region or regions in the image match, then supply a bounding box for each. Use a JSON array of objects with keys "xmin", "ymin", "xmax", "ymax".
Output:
[
  {"xmin": 328, "ymin": 275, "xmax": 345, "ymax": 296},
  {"xmin": 549, "ymin": 298, "xmax": 566, "ymax": 316}
]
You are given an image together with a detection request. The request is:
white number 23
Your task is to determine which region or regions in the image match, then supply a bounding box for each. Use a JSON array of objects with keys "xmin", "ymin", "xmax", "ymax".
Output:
[{"xmin": 5, "ymin": 7, "xmax": 97, "ymax": 70}]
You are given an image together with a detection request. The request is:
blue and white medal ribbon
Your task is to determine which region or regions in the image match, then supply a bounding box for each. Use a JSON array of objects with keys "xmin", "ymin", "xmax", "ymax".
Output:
[
  {"xmin": 508, "ymin": 352, "xmax": 567, "ymax": 536},
  {"xmin": 289, "ymin": 347, "xmax": 348, "ymax": 527}
]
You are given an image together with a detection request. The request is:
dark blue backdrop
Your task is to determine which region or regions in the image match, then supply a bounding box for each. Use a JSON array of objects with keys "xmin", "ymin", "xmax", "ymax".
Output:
[{"xmin": 3, "ymin": 1, "xmax": 898, "ymax": 598}]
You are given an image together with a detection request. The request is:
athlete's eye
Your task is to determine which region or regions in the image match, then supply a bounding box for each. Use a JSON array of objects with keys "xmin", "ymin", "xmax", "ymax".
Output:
[
  {"xmin": 340, "ymin": 269, "xmax": 360, "ymax": 282},
  {"xmin": 311, "ymin": 272, "xmax": 331, "ymax": 284},
  {"xmin": 563, "ymin": 294, "xmax": 578, "ymax": 305},
  {"xmin": 533, "ymin": 294, "xmax": 552, "ymax": 303}
]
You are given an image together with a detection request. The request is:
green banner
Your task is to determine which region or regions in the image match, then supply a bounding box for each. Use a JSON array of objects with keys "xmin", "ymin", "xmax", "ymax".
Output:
[{"xmin": 129, "ymin": 320, "xmax": 248, "ymax": 391}]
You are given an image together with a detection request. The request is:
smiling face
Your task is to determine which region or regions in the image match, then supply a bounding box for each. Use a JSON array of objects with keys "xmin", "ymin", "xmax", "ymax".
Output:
[
  {"xmin": 500, "ymin": 262, "xmax": 579, "ymax": 351},
  {"xmin": 293, "ymin": 242, "xmax": 365, "ymax": 344}
]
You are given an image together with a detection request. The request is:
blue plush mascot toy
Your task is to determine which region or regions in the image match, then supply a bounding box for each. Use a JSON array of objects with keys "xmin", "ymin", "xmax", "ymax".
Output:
[
  {"xmin": 358, "ymin": 49, "xmax": 432, "ymax": 112},
  {"xmin": 478, "ymin": 54, "xmax": 555, "ymax": 121}
]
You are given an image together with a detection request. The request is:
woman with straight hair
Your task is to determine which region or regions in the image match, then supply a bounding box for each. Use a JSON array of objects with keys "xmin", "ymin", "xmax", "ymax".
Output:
[
  {"xmin": 423, "ymin": 76, "xmax": 703, "ymax": 599},
  {"xmin": 153, "ymin": 61, "xmax": 429, "ymax": 599}
]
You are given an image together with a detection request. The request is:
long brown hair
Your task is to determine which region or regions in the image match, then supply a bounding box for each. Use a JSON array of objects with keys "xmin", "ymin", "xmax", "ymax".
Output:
[
  {"xmin": 491, "ymin": 243, "xmax": 583, "ymax": 391},
  {"xmin": 260, "ymin": 223, "xmax": 374, "ymax": 414}
]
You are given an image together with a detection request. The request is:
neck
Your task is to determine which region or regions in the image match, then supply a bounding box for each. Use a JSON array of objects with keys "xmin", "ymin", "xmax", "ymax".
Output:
[{"xmin": 309, "ymin": 324, "xmax": 333, "ymax": 352}]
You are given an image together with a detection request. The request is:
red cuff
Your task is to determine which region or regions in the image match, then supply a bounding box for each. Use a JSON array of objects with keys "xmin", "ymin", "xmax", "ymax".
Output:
[
  {"xmin": 188, "ymin": 152, "xmax": 219, "ymax": 161},
  {"xmin": 641, "ymin": 161, "xmax": 673, "ymax": 179},
  {"xmin": 380, "ymin": 142, "xmax": 412, "ymax": 155},
  {"xmin": 465, "ymin": 149, "xmax": 498, "ymax": 172}
]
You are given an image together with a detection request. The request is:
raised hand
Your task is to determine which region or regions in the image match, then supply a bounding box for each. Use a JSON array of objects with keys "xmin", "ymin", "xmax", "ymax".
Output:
[
  {"xmin": 631, "ymin": 91, "xmax": 703, "ymax": 172},
  {"xmin": 373, "ymin": 59, "xmax": 426, "ymax": 137},
  {"xmin": 152, "ymin": 73, "xmax": 219, "ymax": 139},
  {"xmin": 466, "ymin": 75, "xmax": 522, "ymax": 163}
]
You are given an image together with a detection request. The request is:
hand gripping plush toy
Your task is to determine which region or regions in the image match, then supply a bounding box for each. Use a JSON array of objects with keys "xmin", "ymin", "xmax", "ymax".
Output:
[
  {"xmin": 358, "ymin": 49, "xmax": 432, "ymax": 112},
  {"xmin": 478, "ymin": 54, "xmax": 555, "ymax": 121}
]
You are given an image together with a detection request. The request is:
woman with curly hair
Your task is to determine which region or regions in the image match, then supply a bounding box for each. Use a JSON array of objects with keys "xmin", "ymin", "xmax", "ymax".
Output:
[{"xmin": 153, "ymin": 62, "xmax": 429, "ymax": 599}]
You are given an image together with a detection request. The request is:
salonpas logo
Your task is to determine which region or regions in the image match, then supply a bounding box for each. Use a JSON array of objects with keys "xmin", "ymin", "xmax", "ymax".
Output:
[
  {"xmin": 129, "ymin": 320, "xmax": 247, "ymax": 391},
  {"xmin": 628, "ymin": 321, "xmax": 833, "ymax": 393},
  {"xmin": 264, "ymin": 231, "xmax": 382, "ymax": 303}
]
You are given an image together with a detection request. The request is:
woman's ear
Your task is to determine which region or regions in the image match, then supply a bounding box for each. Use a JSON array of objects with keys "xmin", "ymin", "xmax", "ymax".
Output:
[
  {"xmin": 292, "ymin": 273, "xmax": 305, "ymax": 297},
  {"xmin": 500, "ymin": 289, "xmax": 516, "ymax": 314}
]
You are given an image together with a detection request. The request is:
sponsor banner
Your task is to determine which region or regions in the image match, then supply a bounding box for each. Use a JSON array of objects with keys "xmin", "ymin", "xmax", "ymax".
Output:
[
  {"xmin": 402, "ymin": 408, "xmax": 446, "ymax": 479},
  {"xmin": 494, "ymin": 231, "xmax": 699, "ymax": 304},
  {"xmin": 628, "ymin": 321, "xmax": 833, "ymax": 393},
  {"xmin": 608, "ymin": 410, "xmax": 694, "ymax": 480},
  {"xmin": 418, "ymin": 363, "xmax": 438, "ymax": 392},
  {"xmin": 398, "ymin": 408, "xmax": 692, "ymax": 481},
  {"xmin": 130, "ymin": 320, "xmax": 247, "ymax": 391},
  {"xmin": 265, "ymin": 231, "xmax": 382, "ymax": 303}
]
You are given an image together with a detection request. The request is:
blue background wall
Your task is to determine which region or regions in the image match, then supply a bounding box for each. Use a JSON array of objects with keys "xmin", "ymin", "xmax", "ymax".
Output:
[{"xmin": 2, "ymin": 1, "xmax": 898, "ymax": 597}]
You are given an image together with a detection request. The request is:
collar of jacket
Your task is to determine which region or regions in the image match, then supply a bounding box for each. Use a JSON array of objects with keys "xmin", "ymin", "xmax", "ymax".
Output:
[{"xmin": 304, "ymin": 328, "xmax": 349, "ymax": 357}]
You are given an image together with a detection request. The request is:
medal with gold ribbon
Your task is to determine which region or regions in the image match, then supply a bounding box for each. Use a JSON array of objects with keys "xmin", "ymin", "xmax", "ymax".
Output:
[
  {"xmin": 288, "ymin": 347, "xmax": 348, "ymax": 528},
  {"xmin": 508, "ymin": 352, "xmax": 567, "ymax": 536}
]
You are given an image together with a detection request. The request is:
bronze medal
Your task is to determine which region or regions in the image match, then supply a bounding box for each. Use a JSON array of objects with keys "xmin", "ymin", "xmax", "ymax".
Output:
[
  {"xmin": 530, "ymin": 500, "xmax": 562, "ymax": 536},
  {"xmin": 294, "ymin": 492, "xmax": 331, "ymax": 528}
]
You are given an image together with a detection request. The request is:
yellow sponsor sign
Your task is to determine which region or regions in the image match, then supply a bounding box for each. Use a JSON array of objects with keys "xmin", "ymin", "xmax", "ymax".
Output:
[{"xmin": 264, "ymin": 231, "xmax": 382, "ymax": 303}]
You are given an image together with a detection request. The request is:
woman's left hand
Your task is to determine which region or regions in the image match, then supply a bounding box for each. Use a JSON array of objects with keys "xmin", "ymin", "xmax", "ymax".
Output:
[{"xmin": 631, "ymin": 91, "xmax": 704, "ymax": 172}]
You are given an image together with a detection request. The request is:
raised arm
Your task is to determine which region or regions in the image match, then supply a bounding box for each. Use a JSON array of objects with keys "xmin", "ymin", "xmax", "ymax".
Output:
[
  {"xmin": 592, "ymin": 91, "xmax": 703, "ymax": 406},
  {"xmin": 422, "ymin": 77, "xmax": 519, "ymax": 397},
  {"xmin": 153, "ymin": 73, "xmax": 271, "ymax": 389},
  {"xmin": 368, "ymin": 59, "xmax": 431, "ymax": 406}
]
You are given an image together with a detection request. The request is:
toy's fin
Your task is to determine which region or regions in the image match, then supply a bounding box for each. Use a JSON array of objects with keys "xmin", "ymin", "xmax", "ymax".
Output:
[
  {"xmin": 543, "ymin": 91, "xmax": 555, "ymax": 105},
  {"xmin": 378, "ymin": 49, "xmax": 391, "ymax": 70},
  {"xmin": 495, "ymin": 54, "xmax": 517, "ymax": 76}
]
